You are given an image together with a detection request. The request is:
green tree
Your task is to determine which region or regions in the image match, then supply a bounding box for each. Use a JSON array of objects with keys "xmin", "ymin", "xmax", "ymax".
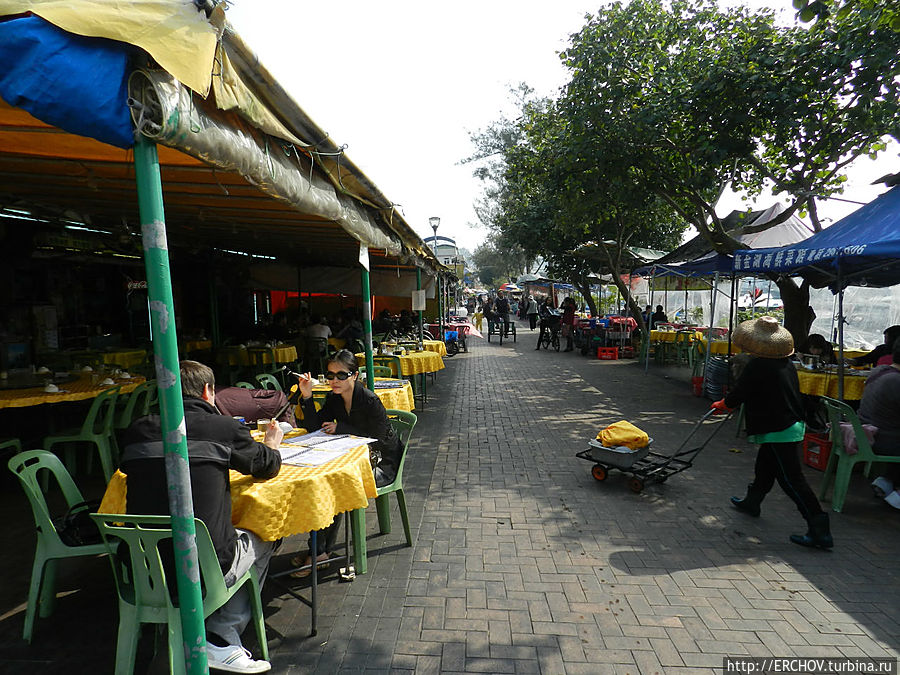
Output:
[{"xmin": 558, "ymin": 0, "xmax": 900, "ymax": 341}]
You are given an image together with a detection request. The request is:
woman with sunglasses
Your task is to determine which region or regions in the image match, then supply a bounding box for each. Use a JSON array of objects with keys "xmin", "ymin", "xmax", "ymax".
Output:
[{"xmin": 291, "ymin": 349, "xmax": 403, "ymax": 575}]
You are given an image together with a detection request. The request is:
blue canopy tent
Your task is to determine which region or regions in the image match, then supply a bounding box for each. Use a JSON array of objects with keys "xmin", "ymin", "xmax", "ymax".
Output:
[
  {"xmin": 733, "ymin": 186, "xmax": 900, "ymax": 290},
  {"xmin": 732, "ymin": 186, "xmax": 900, "ymax": 398}
]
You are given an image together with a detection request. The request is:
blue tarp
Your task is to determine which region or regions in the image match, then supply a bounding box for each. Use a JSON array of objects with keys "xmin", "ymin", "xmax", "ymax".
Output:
[
  {"xmin": 0, "ymin": 15, "xmax": 133, "ymax": 148},
  {"xmin": 732, "ymin": 186, "xmax": 900, "ymax": 290}
]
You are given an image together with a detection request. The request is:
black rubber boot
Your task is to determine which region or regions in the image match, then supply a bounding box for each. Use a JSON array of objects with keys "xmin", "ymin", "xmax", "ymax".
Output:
[
  {"xmin": 730, "ymin": 484, "xmax": 764, "ymax": 517},
  {"xmin": 790, "ymin": 512, "xmax": 833, "ymax": 550}
]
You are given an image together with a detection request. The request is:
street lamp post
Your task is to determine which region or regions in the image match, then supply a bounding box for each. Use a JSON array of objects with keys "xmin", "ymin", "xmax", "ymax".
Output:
[{"xmin": 429, "ymin": 216, "xmax": 442, "ymax": 337}]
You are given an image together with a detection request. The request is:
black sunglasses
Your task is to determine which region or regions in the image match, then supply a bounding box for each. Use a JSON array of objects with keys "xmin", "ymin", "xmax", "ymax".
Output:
[{"xmin": 324, "ymin": 370, "xmax": 354, "ymax": 381}]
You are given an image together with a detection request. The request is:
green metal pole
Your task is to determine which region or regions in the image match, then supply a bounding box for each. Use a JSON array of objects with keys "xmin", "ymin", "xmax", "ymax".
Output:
[
  {"xmin": 416, "ymin": 268, "xmax": 424, "ymax": 343},
  {"xmin": 360, "ymin": 264, "xmax": 376, "ymax": 392},
  {"xmin": 437, "ymin": 275, "xmax": 443, "ymax": 336},
  {"xmin": 134, "ymin": 137, "xmax": 208, "ymax": 673}
]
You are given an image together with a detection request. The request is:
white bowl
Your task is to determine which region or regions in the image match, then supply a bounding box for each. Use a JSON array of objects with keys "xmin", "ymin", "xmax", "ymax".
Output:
[
  {"xmin": 100, "ymin": 378, "xmax": 116, "ymax": 386},
  {"xmin": 44, "ymin": 384, "xmax": 60, "ymax": 393},
  {"xmin": 81, "ymin": 366, "xmax": 93, "ymax": 372},
  {"xmin": 36, "ymin": 366, "xmax": 50, "ymax": 374}
]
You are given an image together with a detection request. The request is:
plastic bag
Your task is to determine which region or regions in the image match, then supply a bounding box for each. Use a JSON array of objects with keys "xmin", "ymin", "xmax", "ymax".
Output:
[{"xmin": 597, "ymin": 421, "xmax": 649, "ymax": 450}]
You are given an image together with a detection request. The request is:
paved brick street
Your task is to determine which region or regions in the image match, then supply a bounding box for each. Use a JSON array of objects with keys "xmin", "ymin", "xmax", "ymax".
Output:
[{"xmin": 2, "ymin": 319, "xmax": 900, "ymax": 673}]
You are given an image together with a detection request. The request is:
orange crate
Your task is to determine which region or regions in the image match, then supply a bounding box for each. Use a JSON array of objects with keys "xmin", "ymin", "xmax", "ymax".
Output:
[
  {"xmin": 597, "ymin": 347, "xmax": 618, "ymax": 360},
  {"xmin": 802, "ymin": 432, "xmax": 832, "ymax": 471}
]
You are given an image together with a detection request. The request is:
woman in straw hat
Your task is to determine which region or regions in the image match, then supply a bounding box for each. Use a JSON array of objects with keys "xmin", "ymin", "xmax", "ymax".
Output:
[{"xmin": 711, "ymin": 316, "xmax": 833, "ymax": 550}]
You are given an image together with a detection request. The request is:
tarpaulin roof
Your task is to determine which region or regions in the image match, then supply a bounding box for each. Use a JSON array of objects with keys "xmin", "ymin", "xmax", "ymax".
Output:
[
  {"xmin": 0, "ymin": 3, "xmax": 442, "ymax": 274},
  {"xmin": 733, "ymin": 186, "xmax": 900, "ymax": 290},
  {"xmin": 634, "ymin": 203, "xmax": 814, "ymax": 278}
]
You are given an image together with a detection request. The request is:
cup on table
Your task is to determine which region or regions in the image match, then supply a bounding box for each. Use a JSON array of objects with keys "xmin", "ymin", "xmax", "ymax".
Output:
[
  {"xmin": 318, "ymin": 373, "xmax": 326, "ymax": 385},
  {"xmin": 257, "ymin": 418, "xmax": 271, "ymax": 432}
]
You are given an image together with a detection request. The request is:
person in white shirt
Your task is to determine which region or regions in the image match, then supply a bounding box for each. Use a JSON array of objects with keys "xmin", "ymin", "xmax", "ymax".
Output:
[{"xmin": 306, "ymin": 316, "xmax": 332, "ymax": 340}]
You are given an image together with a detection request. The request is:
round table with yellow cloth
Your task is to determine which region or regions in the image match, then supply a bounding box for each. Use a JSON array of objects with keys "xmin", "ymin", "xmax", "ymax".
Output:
[
  {"xmin": 328, "ymin": 337, "xmax": 347, "ymax": 350},
  {"xmin": 796, "ymin": 369, "xmax": 867, "ymax": 401},
  {"xmin": 422, "ymin": 340, "xmax": 447, "ymax": 357},
  {"xmin": 182, "ymin": 339, "xmax": 213, "ymax": 353},
  {"xmin": 650, "ymin": 329, "xmax": 703, "ymax": 343},
  {"xmin": 699, "ymin": 338, "xmax": 742, "ymax": 356},
  {"xmin": 216, "ymin": 344, "xmax": 297, "ymax": 367},
  {"xmin": 99, "ymin": 440, "xmax": 376, "ymax": 547},
  {"xmin": 355, "ymin": 351, "xmax": 444, "ymax": 376},
  {"xmin": 101, "ymin": 349, "xmax": 147, "ymax": 369},
  {"xmin": 0, "ymin": 375, "xmax": 146, "ymax": 409}
]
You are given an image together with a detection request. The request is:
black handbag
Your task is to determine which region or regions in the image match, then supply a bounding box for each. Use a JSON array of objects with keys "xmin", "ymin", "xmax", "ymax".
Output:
[{"xmin": 55, "ymin": 500, "xmax": 102, "ymax": 547}]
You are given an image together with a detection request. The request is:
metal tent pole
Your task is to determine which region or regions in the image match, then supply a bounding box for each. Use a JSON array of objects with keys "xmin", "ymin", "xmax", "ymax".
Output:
[
  {"xmin": 645, "ymin": 269, "xmax": 655, "ymax": 372},
  {"xmin": 417, "ymin": 267, "xmax": 424, "ymax": 344},
  {"xmin": 360, "ymin": 249, "xmax": 376, "ymax": 392},
  {"xmin": 134, "ymin": 137, "xmax": 207, "ymax": 673},
  {"xmin": 703, "ymin": 272, "xmax": 720, "ymax": 390},
  {"xmin": 837, "ymin": 263, "xmax": 845, "ymax": 401}
]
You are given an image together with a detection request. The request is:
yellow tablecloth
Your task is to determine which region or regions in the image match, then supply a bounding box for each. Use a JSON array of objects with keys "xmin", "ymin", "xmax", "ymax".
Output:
[
  {"xmin": 217, "ymin": 346, "xmax": 250, "ymax": 367},
  {"xmin": 651, "ymin": 330, "xmax": 702, "ymax": 343},
  {"xmin": 101, "ymin": 349, "xmax": 147, "ymax": 369},
  {"xmin": 796, "ymin": 370, "xmax": 867, "ymax": 401},
  {"xmin": 355, "ymin": 351, "xmax": 444, "ymax": 376},
  {"xmin": 699, "ymin": 338, "xmax": 742, "ymax": 356},
  {"xmin": 422, "ymin": 340, "xmax": 447, "ymax": 357},
  {"xmin": 99, "ymin": 443, "xmax": 377, "ymax": 540},
  {"xmin": 248, "ymin": 345, "xmax": 298, "ymax": 364},
  {"xmin": 328, "ymin": 337, "xmax": 347, "ymax": 350},
  {"xmin": 0, "ymin": 375, "xmax": 146, "ymax": 409},
  {"xmin": 216, "ymin": 344, "xmax": 297, "ymax": 366},
  {"xmin": 182, "ymin": 340, "xmax": 212, "ymax": 353}
]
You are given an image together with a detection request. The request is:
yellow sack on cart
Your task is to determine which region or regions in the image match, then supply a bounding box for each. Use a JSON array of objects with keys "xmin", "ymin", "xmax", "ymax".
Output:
[{"xmin": 597, "ymin": 421, "xmax": 649, "ymax": 450}]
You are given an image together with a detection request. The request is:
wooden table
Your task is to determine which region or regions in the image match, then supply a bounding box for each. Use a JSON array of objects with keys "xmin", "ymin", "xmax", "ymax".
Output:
[
  {"xmin": 0, "ymin": 374, "xmax": 146, "ymax": 409},
  {"xmin": 796, "ymin": 369, "xmax": 867, "ymax": 401}
]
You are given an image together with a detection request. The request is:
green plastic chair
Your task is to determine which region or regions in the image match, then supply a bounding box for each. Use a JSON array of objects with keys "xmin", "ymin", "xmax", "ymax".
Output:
[
  {"xmin": 8, "ymin": 450, "xmax": 108, "ymax": 643},
  {"xmin": 359, "ymin": 365, "xmax": 393, "ymax": 378},
  {"xmin": 91, "ymin": 513, "xmax": 269, "ymax": 675},
  {"xmin": 115, "ymin": 380, "xmax": 158, "ymax": 431},
  {"xmin": 819, "ymin": 397, "xmax": 900, "ymax": 513},
  {"xmin": 374, "ymin": 410, "xmax": 418, "ymax": 545},
  {"xmin": 43, "ymin": 385, "xmax": 121, "ymax": 482},
  {"xmin": 0, "ymin": 437, "xmax": 22, "ymax": 459},
  {"xmin": 255, "ymin": 373, "xmax": 282, "ymax": 391},
  {"xmin": 234, "ymin": 381, "xmax": 256, "ymax": 389}
]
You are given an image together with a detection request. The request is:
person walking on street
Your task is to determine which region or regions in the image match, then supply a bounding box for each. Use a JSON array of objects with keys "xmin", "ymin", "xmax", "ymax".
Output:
[
  {"xmin": 495, "ymin": 291, "xmax": 511, "ymax": 337},
  {"xmin": 525, "ymin": 295, "xmax": 539, "ymax": 331},
  {"xmin": 561, "ymin": 297, "xmax": 576, "ymax": 352},
  {"xmin": 711, "ymin": 316, "xmax": 833, "ymax": 550}
]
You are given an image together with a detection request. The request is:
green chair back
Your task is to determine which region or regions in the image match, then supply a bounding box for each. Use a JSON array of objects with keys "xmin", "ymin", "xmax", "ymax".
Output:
[
  {"xmin": 234, "ymin": 381, "xmax": 255, "ymax": 389},
  {"xmin": 116, "ymin": 380, "xmax": 158, "ymax": 430},
  {"xmin": 43, "ymin": 385, "xmax": 121, "ymax": 481},
  {"xmin": 371, "ymin": 410, "xmax": 418, "ymax": 547},
  {"xmin": 359, "ymin": 365, "xmax": 393, "ymax": 378},
  {"xmin": 8, "ymin": 450, "xmax": 107, "ymax": 643},
  {"xmin": 255, "ymin": 373, "xmax": 282, "ymax": 391},
  {"xmin": 90, "ymin": 513, "xmax": 268, "ymax": 675},
  {"xmin": 820, "ymin": 396, "xmax": 900, "ymax": 512}
]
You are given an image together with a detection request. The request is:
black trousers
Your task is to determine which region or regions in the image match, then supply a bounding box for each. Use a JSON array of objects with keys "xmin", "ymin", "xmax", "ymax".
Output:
[
  {"xmin": 752, "ymin": 441, "xmax": 823, "ymax": 520},
  {"xmin": 528, "ymin": 314, "xmax": 538, "ymax": 330}
]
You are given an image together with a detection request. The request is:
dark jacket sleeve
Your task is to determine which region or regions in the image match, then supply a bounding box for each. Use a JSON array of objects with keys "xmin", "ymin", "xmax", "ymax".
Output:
[{"xmin": 227, "ymin": 419, "xmax": 282, "ymax": 479}]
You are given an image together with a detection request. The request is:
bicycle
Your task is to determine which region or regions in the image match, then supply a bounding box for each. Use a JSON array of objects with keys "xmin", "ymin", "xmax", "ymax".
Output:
[{"xmin": 539, "ymin": 316, "xmax": 561, "ymax": 351}]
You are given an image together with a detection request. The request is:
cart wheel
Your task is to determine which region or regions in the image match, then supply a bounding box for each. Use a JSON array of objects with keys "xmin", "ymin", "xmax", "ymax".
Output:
[
  {"xmin": 591, "ymin": 465, "xmax": 607, "ymax": 482},
  {"xmin": 628, "ymin": 477, "xmax": 644, "ymax": 493}
]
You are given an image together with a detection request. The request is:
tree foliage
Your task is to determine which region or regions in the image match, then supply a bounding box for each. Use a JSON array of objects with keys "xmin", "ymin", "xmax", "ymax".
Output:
[{"xmin": 468, "ymin": 0, "xmax": 900, "ymax": 340}]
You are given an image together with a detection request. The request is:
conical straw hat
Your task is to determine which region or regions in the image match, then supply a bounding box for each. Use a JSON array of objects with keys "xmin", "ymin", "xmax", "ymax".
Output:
[{"xmin": 733, "ymin": 316, "xmax": 794, "ymax": 358}]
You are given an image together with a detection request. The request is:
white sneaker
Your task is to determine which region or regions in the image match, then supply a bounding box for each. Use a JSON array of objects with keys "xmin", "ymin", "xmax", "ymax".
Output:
[
  {"xmin": 884, "ymin": 490, "xmax": 900, "ymax": 511},
  {"xmin": 207, "ymin": 644, "xmax": 271, "ymax": 673},
  {"xmin": 871, "ymin": 476, "xmax": 894, "ymax": 499}
]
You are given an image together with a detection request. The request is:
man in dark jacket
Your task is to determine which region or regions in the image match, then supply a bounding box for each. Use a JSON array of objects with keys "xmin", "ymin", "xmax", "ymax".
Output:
[
  {"xmin": 121, "ymin": 360, "xmax": 283, "ymax": 673},
  {"xmin": 712, "ymin": 317, "xmax": 832, "ymax": 550}
]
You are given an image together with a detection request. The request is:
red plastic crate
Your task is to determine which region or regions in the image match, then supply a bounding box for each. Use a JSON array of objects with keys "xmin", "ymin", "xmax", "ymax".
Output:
[
  {"xmin": 597, "ymin": 347, "xmax": 619, "ymax": 360},
  {"xmin": 802, "ymin": 432, "xmax": 832, "ymax": 471}
]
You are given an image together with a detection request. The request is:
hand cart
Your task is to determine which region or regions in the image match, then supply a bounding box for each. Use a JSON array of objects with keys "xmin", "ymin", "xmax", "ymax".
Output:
[{"xmin": 575, "ymin": 410, "xmax": 729, "ymax": 493}]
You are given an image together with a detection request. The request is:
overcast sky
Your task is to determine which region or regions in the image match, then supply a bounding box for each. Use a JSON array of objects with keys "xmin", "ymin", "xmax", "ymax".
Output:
[{"xmin": 226, "ymin": 1, "xmax": 897, "ymax": 251}]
